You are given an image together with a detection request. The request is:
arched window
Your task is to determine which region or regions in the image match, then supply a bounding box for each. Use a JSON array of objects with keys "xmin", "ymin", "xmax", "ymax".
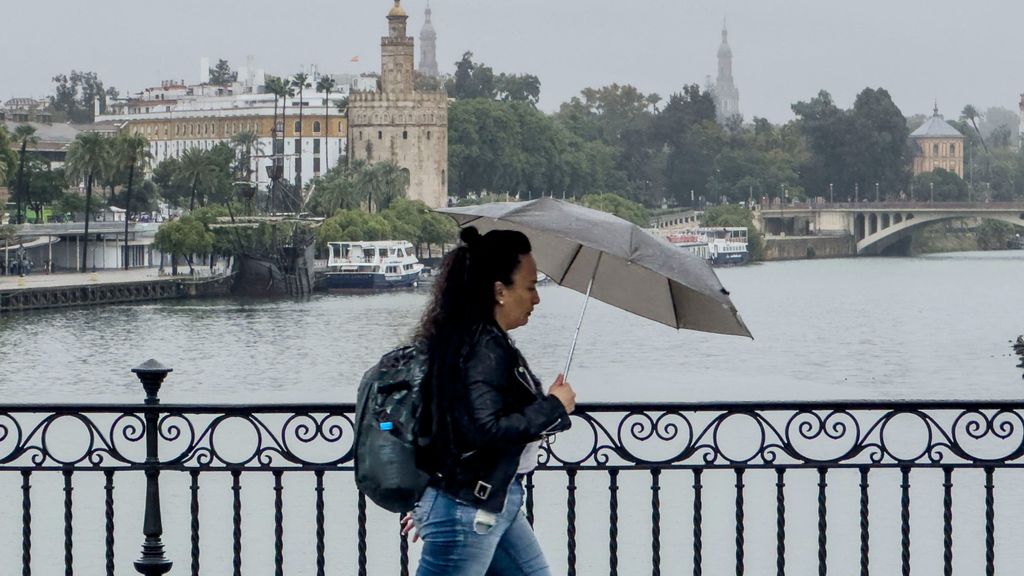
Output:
[
  {"xmin": 402, "ymin": 130, "xmax": 408, "ymax": 140},
  {"xmin": 378, "ymin": 131, "xmax": 383, "ymax": 140},
  {"xmin": 313, "ymin": 121, "xmax": 321, "ymax": 133}
]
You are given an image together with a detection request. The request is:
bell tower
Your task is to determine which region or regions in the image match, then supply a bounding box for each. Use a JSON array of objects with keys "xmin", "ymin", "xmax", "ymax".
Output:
[
  {"xmin": 381, "ymin": 0, "xmax": 414, "ymax": 94},
  {"xmin": 419, "ymin": 1, "xmax": 440, "ymax": 77}
]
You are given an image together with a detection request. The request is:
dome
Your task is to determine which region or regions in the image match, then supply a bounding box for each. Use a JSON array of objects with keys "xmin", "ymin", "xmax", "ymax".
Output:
[{"xmin": 388, "ymin": 0, "xmax": 407, "ymax": 18}]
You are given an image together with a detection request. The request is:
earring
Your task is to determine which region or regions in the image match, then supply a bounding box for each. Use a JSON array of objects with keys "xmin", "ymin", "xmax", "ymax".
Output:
[{"xmin": 499, "ymin": 300, "xmax": 505, "ymax": 305}]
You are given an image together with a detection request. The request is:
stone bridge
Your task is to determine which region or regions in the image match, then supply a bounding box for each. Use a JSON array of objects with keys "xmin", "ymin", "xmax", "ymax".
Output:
[{"xmin": 757, "ymin": 202, "xmax": 1024, "ymax": 254}]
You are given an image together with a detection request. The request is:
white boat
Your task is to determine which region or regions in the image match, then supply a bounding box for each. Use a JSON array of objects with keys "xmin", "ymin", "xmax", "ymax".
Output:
[
  {"xmin": 698, "ymin": 227, "xmax": 749, "ymax": 265},
  {"xmin": 322, "ymin": 241, "xmax": 423, "ymax": 290},
  {"xmin": 667, "ymin": 228, "xmax": 749, "ymax": 265}
]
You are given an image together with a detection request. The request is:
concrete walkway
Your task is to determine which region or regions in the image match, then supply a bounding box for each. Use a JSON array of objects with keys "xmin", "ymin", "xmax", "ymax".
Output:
[{"xmin": 0, "ymin": 269, "xmax": 179, "ymax": 291}]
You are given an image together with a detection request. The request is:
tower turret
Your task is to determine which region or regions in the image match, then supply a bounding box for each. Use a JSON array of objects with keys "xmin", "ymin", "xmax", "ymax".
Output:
[{"xmin": 381, "ymin": 0, "xmax": 414, "ymax": 93}]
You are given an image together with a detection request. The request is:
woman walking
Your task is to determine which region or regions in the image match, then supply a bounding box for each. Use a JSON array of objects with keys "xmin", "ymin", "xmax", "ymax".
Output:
[{"xmin": 404, "ymin": 226, "xmax": 577, "ymax": 575}]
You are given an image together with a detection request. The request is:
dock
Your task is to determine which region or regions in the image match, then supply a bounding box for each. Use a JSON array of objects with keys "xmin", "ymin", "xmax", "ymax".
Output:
[{"xmin": 0, "ymin": 268, "xmax": 232, "ymax": 312}]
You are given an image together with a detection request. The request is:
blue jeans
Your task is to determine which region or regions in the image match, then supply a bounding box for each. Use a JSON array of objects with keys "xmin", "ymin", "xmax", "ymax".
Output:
[{"xmin": 413, "ymin": 478, "xmax": 552, "ymax": 575}]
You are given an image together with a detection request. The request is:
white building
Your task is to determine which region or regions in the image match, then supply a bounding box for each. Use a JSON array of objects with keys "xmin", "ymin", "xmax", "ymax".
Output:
[{"xmin": 97, "ymin": 62, "xmax": 367, "ymax": 192}]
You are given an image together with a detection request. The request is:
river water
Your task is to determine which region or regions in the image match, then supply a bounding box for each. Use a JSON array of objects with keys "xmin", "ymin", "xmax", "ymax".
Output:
[{"xmin": 1, "ymin": 250, "xmax": 1023, "ymax": 574}]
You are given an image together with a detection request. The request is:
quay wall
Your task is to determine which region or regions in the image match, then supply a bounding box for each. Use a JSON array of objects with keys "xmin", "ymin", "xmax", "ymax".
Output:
[
  {"xmin": 0, "ymin": 274, "xmax": 232, "ymax": 312},
  {"xmin": 762, "ymin": 235, "xmax": 856, "ymax": 261}
]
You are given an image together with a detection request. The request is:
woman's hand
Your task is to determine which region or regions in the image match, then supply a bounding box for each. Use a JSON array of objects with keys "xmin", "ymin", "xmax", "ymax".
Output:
[
  {"xmin": 401, "ymin": 512, "xmax": 421, "ymax": 542},
  {"xmin": 547, "ymin": 373, "xmax": 576, "ymax": 414}
]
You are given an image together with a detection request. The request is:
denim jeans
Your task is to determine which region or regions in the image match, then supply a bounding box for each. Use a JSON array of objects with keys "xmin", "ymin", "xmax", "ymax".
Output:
[{"xmin": 413, "ymin": 478, "xmax": 552, "ymax": 575}]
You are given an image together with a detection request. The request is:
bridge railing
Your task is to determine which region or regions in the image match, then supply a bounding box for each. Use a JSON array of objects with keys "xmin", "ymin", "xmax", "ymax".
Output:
[
  {"xmin": 4, "ymin": 362, "xmax": 1024, "ymax": 574},
  {"xmin": 759, "ymin": 200, "xmax": 1024, "ymax": 211}
]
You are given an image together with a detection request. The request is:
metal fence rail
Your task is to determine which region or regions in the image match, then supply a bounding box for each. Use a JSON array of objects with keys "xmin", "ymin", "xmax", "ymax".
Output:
[{"xmin": 3, "ymin": 361, "xmax": 1024, "ymax": 575}]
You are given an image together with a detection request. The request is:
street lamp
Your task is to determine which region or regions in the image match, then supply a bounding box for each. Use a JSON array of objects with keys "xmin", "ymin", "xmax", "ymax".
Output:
[
  {"xmin": 875, "ymin": 182, "xmax": 879, "ymax": 202},
  {"xmin": 930, "ymin": 182, "xmax": 934, "ymax": 203},
  {"xmin": 829, "ymin": 182, "xmax": 833, "ymax": 204},
  {"xmin": 854, "ymin": 183, "xmax": 859, "ymax": 203}
]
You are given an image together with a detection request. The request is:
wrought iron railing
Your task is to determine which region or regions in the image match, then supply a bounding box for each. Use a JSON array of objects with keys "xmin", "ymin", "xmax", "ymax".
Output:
[{"xmin": 3, "ymin": 361, "xmax": 1024, "ymax": 575}]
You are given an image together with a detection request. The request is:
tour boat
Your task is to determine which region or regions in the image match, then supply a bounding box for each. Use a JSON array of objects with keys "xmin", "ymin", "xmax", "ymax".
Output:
[
  {"xmin": 322, "ymin": 241, "xmax": 424, "ymax": 290},
  {"xmin": 666, "ymin": 227, "xmax": 749, "ymax": 265}
]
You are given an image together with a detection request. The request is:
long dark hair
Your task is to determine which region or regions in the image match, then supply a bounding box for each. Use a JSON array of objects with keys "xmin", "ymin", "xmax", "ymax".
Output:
[
  {"xmin": 416, "ymin": 226, "xmax": 532, "ymax": 343},
  {"xmin": 415, "ymin": 226, "xmax": 532, "ymax": 464}
]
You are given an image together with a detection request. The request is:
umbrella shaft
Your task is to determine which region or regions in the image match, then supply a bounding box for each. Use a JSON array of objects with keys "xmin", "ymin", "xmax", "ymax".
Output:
[{"xmin": 564, "ymin": 252, "xmax": 600, "ymax": 379}]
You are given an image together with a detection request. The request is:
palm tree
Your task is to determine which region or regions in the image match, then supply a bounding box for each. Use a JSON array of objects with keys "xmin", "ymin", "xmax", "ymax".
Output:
[
  {"xmin": 316, "ymin": 75, "xmax": 336, "ymax": 172},
  {"xmin": 292, "ymin": 72, "xmax": 312, "ymax": 191},
  {"xmin": 178, "ymin": 148, "xmax": 215, "ymax": 211},
  {"xmin": 960, "ymin": 105, "xmax": 989, "ymax": 154},
  {"xmin": 230, "ymin": 131, "xmax": 263, "ymax": 213},
  {"xmin": 65, "ymin": 132, "xmax": 109, "ymax": 271},
  {"xmin": 13, "ymin": 125, "xmax": 38, "ymax": 224},
  {"xmin": 113, "ymin": 134, "xmax": 152, "ymax": 269},
  {"xmin": 265, "ymin": 76, "xmax": 294, "ymax": 211}
]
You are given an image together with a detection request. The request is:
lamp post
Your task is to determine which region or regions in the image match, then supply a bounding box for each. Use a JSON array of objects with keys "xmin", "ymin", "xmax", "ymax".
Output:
[
  {"xmin": 930, "ymin": 182, "xmax": 934, "ymax": 203},
  {"xmin": 875, "ymin": 182, "xmax": 880, "ymax": 202},
  {"xmin": 829, "ymin": 182, "xmax": 833, "ymax": 204},
  {"xmin": 854, "ymin": 183, "xmax": 859, "ymax": 203}
]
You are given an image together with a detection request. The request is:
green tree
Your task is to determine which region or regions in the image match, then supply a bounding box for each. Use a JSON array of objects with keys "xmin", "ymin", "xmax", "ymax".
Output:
[
  {"xmin": 306, "ymin": 163, "xmax": 363, "ymax": 216},
  {"xmin": 209, "ymin": 59, "xmax": 237, "ymax": 85},
  {"xmin": 315, "ymin": 210, "xmax": 393, "ymax": 248},
  {"xmin": 23, "ymin": 160, "xmax": 65, "ymax": 222},
  {"xmin": 362, "ymin": 161, "xmax": 410, "ymax": 212},
  {"xmin": 316, "ymin": 75, "xmax": 337, "ymax": 172},
  {"xmin": 152, "ymin": 216, "xmax": 214, "ymax": 274},
  {"xmin": 178, "ymin": 148, "xmax": 217, "ymax": 210},
  {"xmin": 12, "ymin": 124, "xmax": 38, "ymax": 223},
  {"xmin": 0, "ymin": 126, "xmax": 16, "ymax": 187},
  {"xmin": 911, "ymin": 169, "xmax": 968, "ymax": 202},
  {"xmin": 976, "ymin": 220, "xmax": 1016, "ymax": 250},
  {"xmin": 292, "ymin": 72, "xmax": 312, "ymax": 189},
  {"xmin": 65, "ymin": 132, "xmax": 109, "ymax": 270},
  {"xmin": 578, "ymin": 193, "xmax": 650, "ymax": 226},
  {"xmin": 50, "ymin": 71, "xmax": 113, "ymax": 123},
  {"xmin": 960, "ymin": 105, "xmax": 988, "ymax": 154}
]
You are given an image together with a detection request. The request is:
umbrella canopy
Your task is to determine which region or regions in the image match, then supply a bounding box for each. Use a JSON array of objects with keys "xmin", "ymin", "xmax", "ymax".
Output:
[{"xmin": 438, "ymin": 197, "xmax": 751, "ymax": 338}]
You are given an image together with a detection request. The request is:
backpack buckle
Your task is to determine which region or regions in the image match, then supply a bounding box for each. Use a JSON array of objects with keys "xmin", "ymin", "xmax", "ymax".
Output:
[{"xmin": 473, "ymin": 481, "xmax": 492, "ymax": 500}]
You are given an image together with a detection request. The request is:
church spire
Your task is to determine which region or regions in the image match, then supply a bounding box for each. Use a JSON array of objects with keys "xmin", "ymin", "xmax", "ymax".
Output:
[
  {"xmin": 419, "ymin": 0, "xmax": 439, "ymax": 77},
  {"xmin": 712, "ymin": 18, "xmax": 740, "ymax": 122}
]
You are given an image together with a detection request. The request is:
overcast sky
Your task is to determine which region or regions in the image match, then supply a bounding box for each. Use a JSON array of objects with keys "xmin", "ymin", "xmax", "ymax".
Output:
[{"xmin": 2, "ymin": 0, "xmax": 1021, "ymax": 123}]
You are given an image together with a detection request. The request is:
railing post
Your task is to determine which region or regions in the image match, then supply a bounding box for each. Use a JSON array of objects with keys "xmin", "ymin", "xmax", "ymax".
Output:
[{"xmin": 133, "ymin": 359, "xmax": 173, "ymax": 576}]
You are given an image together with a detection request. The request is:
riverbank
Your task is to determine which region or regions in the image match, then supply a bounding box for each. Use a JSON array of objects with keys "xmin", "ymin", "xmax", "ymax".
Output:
[{"xmin": 0, "ymin": 268, "xmax": 232, "ymax": 312}]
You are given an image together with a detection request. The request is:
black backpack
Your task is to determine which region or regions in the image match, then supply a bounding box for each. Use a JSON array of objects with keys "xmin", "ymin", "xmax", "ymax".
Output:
[{"xmin": 354, "ymin": 343, "xmax": 432, "ymax": 513}]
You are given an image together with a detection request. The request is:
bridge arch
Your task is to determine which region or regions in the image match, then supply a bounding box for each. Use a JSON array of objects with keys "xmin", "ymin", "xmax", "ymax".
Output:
[{"xmin": 857, "ymin": 212, "xmax": 1024, "ymax": 254}]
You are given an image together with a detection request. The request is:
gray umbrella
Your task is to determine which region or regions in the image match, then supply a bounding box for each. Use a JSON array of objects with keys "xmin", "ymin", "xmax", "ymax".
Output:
[{"xmin": 438, "ymin": 198, "xmax": 752, "ymax": 375}]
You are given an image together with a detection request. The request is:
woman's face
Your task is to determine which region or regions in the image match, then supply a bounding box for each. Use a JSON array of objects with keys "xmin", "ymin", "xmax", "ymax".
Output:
[{"xmin": 495, "ymin": 253, "xmax": 540, "ymax": 332}]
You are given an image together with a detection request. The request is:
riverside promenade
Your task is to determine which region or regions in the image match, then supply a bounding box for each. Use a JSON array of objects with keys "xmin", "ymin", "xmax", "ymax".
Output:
[{"xmin": 0, "ymin": 266, "xmax": 231, "ymax": 312}]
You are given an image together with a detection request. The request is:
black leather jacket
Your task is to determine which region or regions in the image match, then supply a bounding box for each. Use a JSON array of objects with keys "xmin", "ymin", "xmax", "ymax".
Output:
[{"xmin": 430, "ymin": 322, "xmax": 571, "ymax": 513}]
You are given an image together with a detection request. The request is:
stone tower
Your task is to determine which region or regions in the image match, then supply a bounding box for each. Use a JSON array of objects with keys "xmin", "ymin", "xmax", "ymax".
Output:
[
  {"xmin": 347, "ymin": 0, "xmax": 449, "ymax": 209},
  {"xmin": 419, "ymin": 2, "xmax": 440, "ymax": 77},
  {"xmin": 712, "ymin": 22, "xmax": 740, "ymax": 122}
]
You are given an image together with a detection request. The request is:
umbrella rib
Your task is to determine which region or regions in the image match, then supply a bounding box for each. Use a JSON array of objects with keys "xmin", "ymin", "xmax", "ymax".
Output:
[{"xmin": 558, "ymin": 244, "xmax": 584, "ymax": 284}]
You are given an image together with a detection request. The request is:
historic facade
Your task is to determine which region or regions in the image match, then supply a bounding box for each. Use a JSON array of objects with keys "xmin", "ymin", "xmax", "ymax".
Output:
[
  {"xmin": 419, "ymin": 2, "xmax": 440, "ymax": 78},
  {"xmin": 910, "ymin": 106, "xmax": 964, "ymax": 177},
  {"xmin": 98, "ymin": 72, "xmax": 356, "ymax": 189},
  {"xmin": 348, "ymin": 0, "xmax": 448, "ymax": 209},
  {"xmin": 711, "ymin": 23, "xmax": 740, "ymax": 122}
]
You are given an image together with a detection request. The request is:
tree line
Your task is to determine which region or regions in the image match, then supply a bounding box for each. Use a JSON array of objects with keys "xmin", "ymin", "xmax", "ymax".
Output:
[{"xmin": 444, "ymin": 54, "xmax": 1024, "ymax": 208}]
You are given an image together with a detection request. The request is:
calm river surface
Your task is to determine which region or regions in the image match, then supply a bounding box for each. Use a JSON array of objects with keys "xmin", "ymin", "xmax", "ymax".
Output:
[
  {"xmin": 1, "ymin": 250, "xmax": 1021, "ymax": 403},
  {"xmin": 1, "ymin": 251, "xmax": 1023, "ymax": 575}
]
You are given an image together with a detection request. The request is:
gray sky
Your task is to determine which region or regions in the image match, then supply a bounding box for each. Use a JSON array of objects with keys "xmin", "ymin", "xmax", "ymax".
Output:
[{"xmin": 3, "ymin": 0, "xmax": 1022, "ymax": 123}]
